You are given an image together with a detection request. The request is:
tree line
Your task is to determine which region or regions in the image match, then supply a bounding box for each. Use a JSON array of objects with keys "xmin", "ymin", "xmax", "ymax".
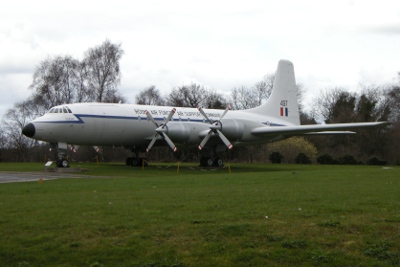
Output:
[{"xmin": 1, "ymin": 40, "xmax": 399, "ymax": 165}]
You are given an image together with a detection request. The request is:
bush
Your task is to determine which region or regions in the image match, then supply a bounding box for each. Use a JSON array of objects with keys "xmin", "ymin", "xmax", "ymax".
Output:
[
  {"xmin": 317, "ymin": 154, "xmax": 337, "ymax": 165},
  {"xmin": 269, "ymin": 152, "xmax": 284, "ymax": 163},
  {"xmin": 367, "ymin": 157, "xmax": 387, "ymax": 166},
  {"xmin": 337, "ymin": 154, "xmax": 358, "ymax": 165},
  {"xmin": 295, "ymin": 153, "xmax": 312, "ymax": 164},
  {"xmin": 266, "ymin": 137, "xmax": 318, "ymax": 164}
]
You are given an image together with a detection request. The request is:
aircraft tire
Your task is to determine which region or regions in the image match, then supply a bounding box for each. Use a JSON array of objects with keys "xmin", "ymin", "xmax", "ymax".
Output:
[
  {"xmin": 205, "ymin": 157, "xmax": 214, "ymax": 167},
  {"xmin": 131, "ymin": 157, "xmax": 139, "ymax": 166},
  {"xmin": 214, "ymin": 158, "xmax": 224, "ymax": 167},
  {"xmin": 57, "ymin": 159, "xmax": 69, "ymax": 168}
]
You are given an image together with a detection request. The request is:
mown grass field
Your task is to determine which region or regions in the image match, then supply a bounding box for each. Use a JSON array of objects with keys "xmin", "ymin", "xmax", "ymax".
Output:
[{"xmin": 0, "ymin": 162, "xmax": 399, "ymax": 266}]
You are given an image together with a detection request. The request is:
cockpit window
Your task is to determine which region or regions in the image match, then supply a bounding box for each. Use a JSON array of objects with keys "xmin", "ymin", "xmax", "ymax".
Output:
[{"xmin": 47, "ymin": 106, "xmax": 72, "ymax": 114}]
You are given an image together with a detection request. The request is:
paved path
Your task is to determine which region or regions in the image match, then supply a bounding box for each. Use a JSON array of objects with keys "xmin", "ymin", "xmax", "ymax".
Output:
[{"xmin": 0, "ymin": 171, "xmax": 98, "ymax": 183}]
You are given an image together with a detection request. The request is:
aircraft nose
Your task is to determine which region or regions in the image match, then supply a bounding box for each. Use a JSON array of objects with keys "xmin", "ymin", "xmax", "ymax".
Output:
[{"xmin": 22, "ymin": 123, "xmax": 36, "ymax": 138}]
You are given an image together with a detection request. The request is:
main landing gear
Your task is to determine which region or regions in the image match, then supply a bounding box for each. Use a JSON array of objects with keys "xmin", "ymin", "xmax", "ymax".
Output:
[
  {"xmin": 126, "ymin": 157, "xmax": 148, "ymax": 167},
  {"xmin": 125, "ymin": 149, "xmax": 148, "ymax": 167},
  {"xmin": 199, "ymin": 156, "xmax": 224, "ymax": 167}
]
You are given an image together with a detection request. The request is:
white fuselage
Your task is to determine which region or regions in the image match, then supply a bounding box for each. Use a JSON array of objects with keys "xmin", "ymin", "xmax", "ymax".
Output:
[{"xmin": 30, "ymin": 103, "xmax": 290, "ymax": 149}]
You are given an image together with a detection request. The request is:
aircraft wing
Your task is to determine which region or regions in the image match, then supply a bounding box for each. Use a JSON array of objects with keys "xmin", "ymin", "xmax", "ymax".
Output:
[{"xmin": 251, "ymin": 121, "xmax": 389, "ymax": 136}]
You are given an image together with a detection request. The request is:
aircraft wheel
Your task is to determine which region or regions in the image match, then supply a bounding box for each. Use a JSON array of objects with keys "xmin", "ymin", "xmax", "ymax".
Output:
[
  {"xmin": 57, "ymin": 159, "xmax": 69, "ymax": 168},
  {"xmin": 214, "ymin": 158, "xmax": 224, "ymax": 167},
  {"xmin": 131, "ymin": 157, "xmax": 139, "ymax": 166},
  {"xmin": 205, "ymin": 157, "xmax": 214, "ymax": 167}
]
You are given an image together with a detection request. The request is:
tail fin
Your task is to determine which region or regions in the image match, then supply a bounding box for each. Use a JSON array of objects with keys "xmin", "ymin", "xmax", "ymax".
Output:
[{"xmin": 247, "ymin": 59, "xmax": 300, "ymax": 125}]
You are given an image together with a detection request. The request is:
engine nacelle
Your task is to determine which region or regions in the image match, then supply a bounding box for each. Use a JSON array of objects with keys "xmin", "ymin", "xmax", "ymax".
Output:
[
  {"xmin": 163, "ymin": 122, "xmax": 206, "ymax": 143},
  {"xmin": 220, "ymin": 119, "xmax": 244, "ymax": 140}
]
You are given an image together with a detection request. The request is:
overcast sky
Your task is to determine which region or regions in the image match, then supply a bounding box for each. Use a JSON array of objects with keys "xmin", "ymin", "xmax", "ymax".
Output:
[{"xmin": 1, "ymin": 0, "xmax": 400, "ymax": 118}]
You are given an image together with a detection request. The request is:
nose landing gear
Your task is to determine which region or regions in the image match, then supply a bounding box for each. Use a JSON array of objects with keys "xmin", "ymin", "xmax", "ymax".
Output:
[
  {"xmin": 56, "ymin": 158, "xmax": 70, "ymax": 168},
  {"xmin": 50, "ymin": 142, "xmax": 70, "ymax": 168}
]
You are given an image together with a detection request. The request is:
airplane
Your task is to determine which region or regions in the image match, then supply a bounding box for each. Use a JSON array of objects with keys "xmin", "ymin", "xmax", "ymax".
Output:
[{"xmin": 22, "ymin": 60, "xmax": 388, "ymax": 167}]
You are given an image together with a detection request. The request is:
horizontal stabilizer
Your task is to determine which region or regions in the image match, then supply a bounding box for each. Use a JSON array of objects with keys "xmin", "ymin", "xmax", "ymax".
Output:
[
  {"xmin": 251, "ymin": 122, "xmax": 389, "ymax": 136},
  {"xmin": 304, "ymin": 131, "xmax": 356, "ymax": 135}
]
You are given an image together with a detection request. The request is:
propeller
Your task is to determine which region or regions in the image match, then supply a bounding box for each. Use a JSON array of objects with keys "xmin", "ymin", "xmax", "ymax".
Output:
[
  {"xmin": 197, "ymin": 104, "xmax": 233, "ymax": 150},
  {"xmin": 146, "ymin": 108, "xmax": 177, "ymax": 152},
  {"xmin": 69, "ymin": 145, "xmax": 79, "ymax": 153}
]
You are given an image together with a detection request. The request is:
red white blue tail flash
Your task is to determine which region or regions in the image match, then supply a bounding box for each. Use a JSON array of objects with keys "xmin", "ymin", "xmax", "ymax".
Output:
[{"xmin": 280, "ymin": 107, "xmax": 288, "ymax": 117}]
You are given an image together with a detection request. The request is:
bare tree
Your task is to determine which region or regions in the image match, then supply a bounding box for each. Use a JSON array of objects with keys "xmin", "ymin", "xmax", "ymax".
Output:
[
  {"xmin": 75, "ymin": 60, "xmax": 93, "ymax": 103},
  {"xmin": 254, "ymin": 73, "xmax": 275, "ymax": 105},
  {"xmin": 231, "ymin": 86, "xmax": 258, "ymax": 110},
  {"xmin": 135, "ymin": 86, "xmax": 165, "ymax": 105},
  {"xmin": 388, "ymin": 79, "xmax": 400, "ymax": 121},
  {"xmin": 2, "ymin": 101, "xmax": 37, "ymax": 161},
  {"xmin": 102, "ymin": 89, "xmax": 126, "ymax": 103},
  {"xmin": 29, "ymin": 40, "xmax": 125, "ymax": 108},
  {"xmin": 167, "ymin": 83, "xmax": 207, "ymax": 107},
  {"xmin": 230, "ymin": 73, "xmax": 276, "ymax": 110},
  {"xmin": 0, "ymin": 127, "xmax": 7, "ymax": 161},
  {"xmin": 203, "ymin": 90, "xmax": 227, "ymax": 109},
  {"xmin": 310, "ymin": 87, "xmax": 353, "ymax": 122},
  {"xmin": 83, "ymin": 39, "xmax": 124, "ymax": 102},
  {"xmin": 29, "ymin": 55, "xmax": 80, "ymax": 111}
]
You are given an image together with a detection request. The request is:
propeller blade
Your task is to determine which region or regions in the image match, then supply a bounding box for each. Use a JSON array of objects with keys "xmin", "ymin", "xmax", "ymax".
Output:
[
  {"xmin": 220, "ymin": 104, "xmax": 231, "ymax": 120},
  {"xmin": 216, "ymin": 129, "xmax": 233, "ymax": 149},
  {"xmin": 146, "ymin": 134, "xmax": 159, "ymax": 152},
  {"xmin": 197, "ymin": 106, "xmax": 213, "ymax": 123},
  {"xmin": 198, "ymin": 131, "xmax": 213, "ymax": 150},
  {"xmin": 161, "ymin": 133, "xmax": 177, "ymax": 152},
  {"xmin": 164, "ymin": 108, "xmax": 176, "ymax": 126},
  {"xmin": 146, "ymin": 110, "xmax": 158, "ymax": 127}
]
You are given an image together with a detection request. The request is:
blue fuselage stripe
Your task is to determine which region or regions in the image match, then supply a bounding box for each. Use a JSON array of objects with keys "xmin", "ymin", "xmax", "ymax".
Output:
[{"xmin": 36, "ymin": 114, "xmax": 205, "ymax": 124}]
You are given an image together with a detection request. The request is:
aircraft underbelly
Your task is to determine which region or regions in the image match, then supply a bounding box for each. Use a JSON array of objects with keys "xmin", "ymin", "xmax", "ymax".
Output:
[
  {"xmin": 36, "ymin": 118, "xmax": 149, "ymax": 147},
  {"xmin": 67, "ymin": 118, "xmax": 153, "ymax": 146}
]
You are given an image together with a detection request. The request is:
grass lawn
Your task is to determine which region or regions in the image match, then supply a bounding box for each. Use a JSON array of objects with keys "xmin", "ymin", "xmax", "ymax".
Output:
[{"xmin": 0, "ymin": 162, "xmax": 399, "ymax": 266}]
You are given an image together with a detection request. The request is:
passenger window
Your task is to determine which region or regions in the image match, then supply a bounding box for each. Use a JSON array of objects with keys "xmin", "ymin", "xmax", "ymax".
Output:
[{"xmin": 63, "ymin": 107, "xmax": 68, "ymax": 113}]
